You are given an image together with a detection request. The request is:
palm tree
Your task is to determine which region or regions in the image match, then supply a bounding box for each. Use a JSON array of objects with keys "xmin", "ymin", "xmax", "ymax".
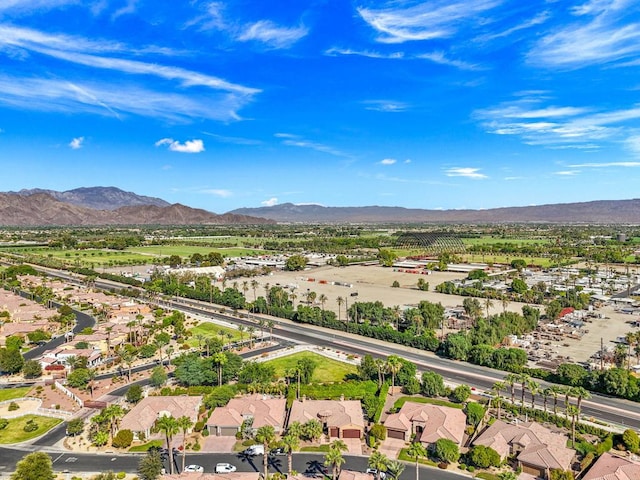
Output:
[
  {"xmin": 237, "ymin": 324, "xmax": 246, "ymax": 345},
  {"xmin": 247, "ymin": 326, "xmax": 256, "ymax": 349},
  {"xmin": 407, "ymin": 442, "xmax": 426, "ymax": 480},
  {"xmin": 528, "ymin": 379, "xmax": 540, "ymax": 409},
  {"xmin": 368, "ymin": 451, "xmax": 389, "ymax": 480},
  {"xmin": 550, "ymin": 385, "xmax": 564, "ymax": 416},
  {"xmin": 281, "ymin": 433, "xmax": 300, "ymax": 475},
  {"xmin": 374, "ymin": 358, "xmax": 386, "ymax": 389},
  {"xmin": 484, "ymin": 297, "xmax": 494, "ymax": 318},
  {"xmin": 571, "ymin": 386, "xmax": 591, "ymax": 419},
  {"xmin": 242, "ymin": 280, "xmax": 249, "ymax": 300},
  {"xmin": 518, "ymin": 373, "xmax": 530, "ymax": 411},
  {"xmin": 157, "ymin": 415, "xmax": 179, "ymax": 474},
  {"xmin": 286, "ymin": 366, "xmax": 302, "ymax": 399},
  {"xmin": 303, "ymin": 419, "xmax": 323, "ymax": 442},
  {"xmin": 212, "ymin": 352, "xmax": 227, "ymax": 386},
  {"xmin": 287, "ymin": 421, "xmax": 304, "ymax": 440},
  {"xmin": 385, "ymin": 460, "xmax": 405, "ymax": 480},
  {"xmin": 336, "ymin": 296, "xmax": 344, "ymax": 321},
  {"xmin": 324, "ymin": 441, "xmax": 347, "ymax": 480},
  {"xmin": 501, "ymin": 295, "xmax": 509, "ymax": 314},
  {"xmin": 542, "ymin": 387, "xmax": 553, "ymax": 414},
  {"xmin": 386, "ymin": 355, "xmax": 402, "ymax": 394},
  {"xmin": 504, "ymin": 373, "xmax": 518, "ymax": 405},
  {"xmin": 177, "ymin": 415, "xmax": 193, "ymax": 473},
  {"xmin": 567, "ymin": 404, "xmax": 579, "ymax": 446},
  {"xmin": 251, "ymin": 279, "xmax": 258, "ymax": 301},
  {"xmin": 255, "ymin": 425, "xmax": 276, "ymax": 479},
  {"xmin": 102, "ymin": 404, "xmax": 124, "ymax": 442},
  {"xmin": 318, "ymin": 294, "xmax": 328, "ymax": 311},
  {"xmin": 267, "ymin": 320, "xmax": 275, "ymax": 341},
  {"xmin": 491, "ymin": 382, "xmax": 505, "ymax": 420}
]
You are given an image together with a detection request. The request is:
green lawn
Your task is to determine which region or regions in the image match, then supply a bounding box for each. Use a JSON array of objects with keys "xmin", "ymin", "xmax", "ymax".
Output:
[
  {"xmin": 264, "ymin": 351, "xmax": 357, "ymax": 383},
  {"xmin": 186, "ymin": 322, "xmax": 243, "ymax": 347},
  {"xmin": 0, "ymin": 415, "xmax": 62, "ymax": 444},
  {"xmin": 398, "ymin": 448, "xmax": 438, "ymax": 466},
  {"xmin": 129, "ymin": 440, "xmax": 163, "ymax": 452},
  {"xmin": 0, "ymin": 387, "xmax": 32, "ymax": 402},
  {"xmin": 128, "ymin": 245, "xmax": 267, "ymax": 258},
  {"xmin": 393, "ymin": 396, "xmax": 463, "ymax": 411},
  {"xmin": 300, "ymin": 445, "xmax": 330, "ymax": 453},
  {"xmin": 300, "ymin": 380, "xmax": 378, "ymax": 400}
]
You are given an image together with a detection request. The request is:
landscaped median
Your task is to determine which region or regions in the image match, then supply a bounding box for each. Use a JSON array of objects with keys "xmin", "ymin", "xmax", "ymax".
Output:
[{"xmin": 0, "ymin": 414, "xmax": 62, "ymax": 444}]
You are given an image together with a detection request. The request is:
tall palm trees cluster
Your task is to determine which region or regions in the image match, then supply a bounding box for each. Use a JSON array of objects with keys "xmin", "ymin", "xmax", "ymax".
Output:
[
  {"xmin": 155, "ymin": 414, "xmax": 194, "ymax": 475},
  {"xmin": 492, "ymin": 374, "xmax": 591, "ymax": 446}
]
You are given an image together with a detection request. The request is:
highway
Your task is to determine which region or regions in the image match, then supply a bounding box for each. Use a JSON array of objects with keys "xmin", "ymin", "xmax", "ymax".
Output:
[{"xmin": 21, "ymin": 264, "xmax": 640, "ymax": 430}]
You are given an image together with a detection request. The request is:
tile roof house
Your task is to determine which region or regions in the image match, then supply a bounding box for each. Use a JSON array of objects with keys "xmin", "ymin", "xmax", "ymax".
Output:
[
  {"xmin": 288, "ymin": 398, "xmax": 365, "ymax": 439},
  {"xmin": 383, "ymin": 401, "xmax": 467, "ymax": 446},
  {"xmin": 583, "ymin": 452, "xmax": 640, "ymax": 480},
  {"xmin": 473, "ymin": 420, "xmax": 574, "ymax": 479},
  {"xmin": 120, "ymin": 395, "xmax": 203, "ymax": 439},
  {"xmin": 207, "ymin": 394, "xmax": 286, "ymax": 437}
]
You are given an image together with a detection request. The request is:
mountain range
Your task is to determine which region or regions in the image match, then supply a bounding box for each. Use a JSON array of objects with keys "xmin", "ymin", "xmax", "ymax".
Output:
[
  {"xmin": 0, "ymin": 188, "xmax": 272, "ymax": 226},
  {"xmin": 1, "ymin": 187, "xmax": 640, "ymax": 225},
  {"xmin": 229, "ymin": 199, "xmax": 640, "ymax": 224}
]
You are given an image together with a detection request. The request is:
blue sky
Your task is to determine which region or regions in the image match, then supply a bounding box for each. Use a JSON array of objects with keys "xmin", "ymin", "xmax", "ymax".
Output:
[{"xmin": 1, "ymin": 0, "xmax": 640, "ymax": 213}]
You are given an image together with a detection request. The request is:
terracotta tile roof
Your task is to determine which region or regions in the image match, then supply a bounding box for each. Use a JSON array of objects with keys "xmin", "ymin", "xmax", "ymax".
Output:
[
  {"xmin": 583, "ymin": 452, "xmax": 640, "ymax": 480},
  {"xmin": 120, "ymin": 396, "xmax": 202, "ymax": 433},
  {"xmin": 473, "ymin": 420, "xmax": 574, "ymax": 471},
  {"xmin": 383, "ymin": 401, "xmax": 467, "ymax": 445},
  {"xmin": 208, "ymin": 394, "xmax": 286, "ymax": 430},
  {"xmin": 288, "ymin": 399, "xmax": 365, "ymax": 430}
]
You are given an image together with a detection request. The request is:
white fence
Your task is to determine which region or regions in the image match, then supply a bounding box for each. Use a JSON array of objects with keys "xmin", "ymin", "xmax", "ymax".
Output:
[
  {"xmin": 55, "ymin": 380, "xmax": 84, "ymax": 408},
  {"xmin": 0, "ymin": 396, "xmax": 73, "ymax": 419}
]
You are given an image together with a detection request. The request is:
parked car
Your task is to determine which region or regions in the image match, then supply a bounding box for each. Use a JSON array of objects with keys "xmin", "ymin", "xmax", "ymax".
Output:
[
  {"xmin": 242, "ymin": 444, "xmax": 265, "ymax": 456},
  {"xmin": 269, "ymin": 447, "xmax": 287, "ymax": 456},
  {"xmin": 183, "ymin": 465, "xmax": 204, "ymax": 473},
  {"xmin": 215, "ymin": 463, "xmax": 237, "ymax": 474},
  {"xmin": 366, "ymin": 468, "xmax": 386, "ymax": 479}
]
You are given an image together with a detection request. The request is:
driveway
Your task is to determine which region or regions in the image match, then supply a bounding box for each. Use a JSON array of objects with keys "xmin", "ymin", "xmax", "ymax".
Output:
[
  {"xmin": 202, "ymin": 435, "xmax": 236, "ymax": 453},
  {"xmin": 378, "ymin": 438, "xmax": 407, "ymax": 460}
]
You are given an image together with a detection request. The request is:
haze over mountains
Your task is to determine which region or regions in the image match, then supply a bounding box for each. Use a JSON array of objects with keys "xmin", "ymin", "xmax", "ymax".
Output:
[
  {"xmin": 1, "ymin": 187, "xmax": 639, "ymax": 225},
  {"xmin": 231, "ymin": 199, "xmax": 640, "ymax": 224}
]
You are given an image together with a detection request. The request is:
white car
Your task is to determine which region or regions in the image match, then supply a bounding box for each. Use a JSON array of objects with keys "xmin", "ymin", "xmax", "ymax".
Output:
[
  {"xmin": 183, "ymin": 465, "xmax": 204, "ymax": 473},
  {"xmin": 366, "ymin": 468, "xmax": 386, "ymax": 479},
  {"xmin": 215, "ymin": 463, "xmax": 237, "ymax": 474}
]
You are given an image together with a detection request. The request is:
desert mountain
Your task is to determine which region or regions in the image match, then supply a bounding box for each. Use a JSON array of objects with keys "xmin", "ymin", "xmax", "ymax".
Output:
[
  {"xmin": 0, "ymin": 193, "xmax": 273, "ymax": 226},
  {"xmin": 229, "ymin": 199, "xmax": 640, "ymax": 224},
  {"xmin": 13, "ymin": 186, "xmax": 170, "ymax": 210}
]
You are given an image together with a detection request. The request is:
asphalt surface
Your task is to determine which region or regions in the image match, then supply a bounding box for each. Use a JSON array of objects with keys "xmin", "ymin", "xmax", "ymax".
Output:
[{"xmin": 0, "ymin": 447, "xmax": 467, "ymax": 480}]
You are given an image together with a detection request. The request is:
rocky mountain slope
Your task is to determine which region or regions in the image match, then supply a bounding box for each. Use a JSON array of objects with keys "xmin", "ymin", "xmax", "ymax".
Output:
[
  {"xmin": 0, "ymin": 193, "xmax": 272, "ymax": 226},
  {"xmin": 13, "ymin": 186, "xmax": 170, "ymax": 210}
]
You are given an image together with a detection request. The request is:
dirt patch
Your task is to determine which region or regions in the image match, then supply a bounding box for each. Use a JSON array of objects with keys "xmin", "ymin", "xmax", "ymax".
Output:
[{"xmin": 0, "ymin": 398, "xmax": 41, "ymax": 418}]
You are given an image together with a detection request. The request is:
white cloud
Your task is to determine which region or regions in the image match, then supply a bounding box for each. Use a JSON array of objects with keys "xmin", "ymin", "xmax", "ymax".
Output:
[
  {"xmin": 554, "ymin": 170, "xmax": 580, "ymax": 175},
  {"xmin": 200, "ymin": 189, "xmax": 232, "ymax": 197},
  {"xmin": 0, "ymin": 75, "xmax": 249, "ymax": 122},
  {"xmin": 261, "ymin": 197, "xmax": 278, "ymax": 207},
  {"xmin": 111, "ymin": 0, "xmax": 138, "ymax": 20},
  {"xmin": 324, "ymin": 47, "xmax": 404, "ymax": 59},
  {"xmin": 0, "ymin": 25, "xmax": 259, "ymax": 121},
  {"xmin": 416, "ymin": 51, "xmax": 480, "ymax": 70},
  {"xmin": 357, "ymin": 0, "xmax": 502, "ymax": 44},
  {"xmin": 444, "ymin": 167, "xmax": 488, "ymax": 179},
  {"xmin": 0, "ymin": 0, "xmax": 80, "ymax": 14},
  {"xmin": 155, "ymin": 138, "xmax": 205, "ymax": 153},
  {"xmin": 363, "ymin": 100, "xmax": 408, "ymax": 112},
  {"xmin": 379, "ymin": 158, "xmax": 397, "ymax": 165},
  {"xmin": 237, "ymin": 20, "xmax": 308, "ymax": 49},
  {"xmin": 404, "ymin": 159, "xmax": 411, "ymax": 164},
  {"xmin": 568, "ymin": 161, "xmax": 640, "ymax": 167},
  {"xmin": 275, "ymin": 133, "xmax": 347, "ymax": 157},
  {"xmin": 528, "ymin": 0, "xmax": 640, "ymax": 68},
  {"xmin": 69, "ymin": 136, "xmax": 84, "ymax": 149}
]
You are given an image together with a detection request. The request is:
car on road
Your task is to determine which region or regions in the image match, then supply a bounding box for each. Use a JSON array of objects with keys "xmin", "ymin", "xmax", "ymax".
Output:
[
  {"xmin": 269, "ymin": 447, "xmax": 287, "ymax": 456},
  {"xmin": 183, "ymin": 465, "xmax": 204, "ymax": 473},
  {"xmin": 366, "ymin": 468, "xmax": 386, "ymax": 479},
  {"xmin": 215, "ymin": 463, "xmax": 237, "ymax": 474},
  {"xmin": 242, "ymin": 444, "xmax": 264, "ymax": 456}
]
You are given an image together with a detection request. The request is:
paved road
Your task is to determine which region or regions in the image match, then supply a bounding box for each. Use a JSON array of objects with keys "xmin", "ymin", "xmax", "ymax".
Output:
[
  {"xmin": 0, "ymin": 447, "xmax": 467, "ymax": 480},
  {"xmin": 169, "ymin": 297, "xmax": 640, "ymax": 431}
]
